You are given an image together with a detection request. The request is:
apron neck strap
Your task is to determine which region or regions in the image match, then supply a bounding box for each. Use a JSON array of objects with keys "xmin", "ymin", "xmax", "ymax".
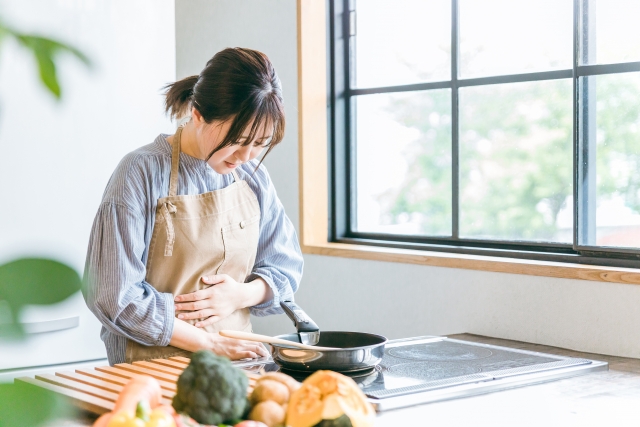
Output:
[
  {"xmin": 231, "ymin": 170, "xmax": 240, "ymax": 182},
  {"xmin": 169, "ymin": 126, "xmax": 183, "ymax": 197}
]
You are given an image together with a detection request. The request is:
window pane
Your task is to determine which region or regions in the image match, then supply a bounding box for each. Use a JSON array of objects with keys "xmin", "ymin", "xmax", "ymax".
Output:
[
  {"xmin": 353, "ymin": 0, "xmax": 450, "ymax": 88},
  {"xmin": 581, "ymin": 0, "xmax": 640, "ymax": 65},
  {"xmin": 355, "ymin": 90, "xmax": 452, "ymax": 235},
  {"xmin": 459, "ymin": 0, "xmax": 572, "ymax": 78},
  {"xmin": 459, "ymin": 80, "xmax": 573, "ymax": 242},
  {"xmin": 592, "ymin": 73, "xmax": 640, "ymax": 247}
]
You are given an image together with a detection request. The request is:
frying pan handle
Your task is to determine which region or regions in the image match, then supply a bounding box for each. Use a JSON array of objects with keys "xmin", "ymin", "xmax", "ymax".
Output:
[{"xmin": 280, "ymin": 300, "xmax": 319, "ymax": 333}]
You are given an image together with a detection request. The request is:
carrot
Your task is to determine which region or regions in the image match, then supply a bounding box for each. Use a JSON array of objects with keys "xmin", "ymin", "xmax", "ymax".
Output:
[
  {"xmin": 92, "ymin": 375, "xmax": 163, "ymax": 426},
  {"xmin": 112, "ymin": 375, "xmax": 162, "ymax": 415},
  {"xmin": 92, "ymin": 412, "xmax": 113, "ymax": 427}
]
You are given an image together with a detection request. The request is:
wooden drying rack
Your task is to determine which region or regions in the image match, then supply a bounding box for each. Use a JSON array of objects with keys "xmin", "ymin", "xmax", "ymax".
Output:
[{"xmin": 15, "ymin": 357, "xmax": 261, "ymax": 415}]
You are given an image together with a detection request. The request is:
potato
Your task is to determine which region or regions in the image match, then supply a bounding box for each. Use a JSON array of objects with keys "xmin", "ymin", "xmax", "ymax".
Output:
[
  {"xmin": 248, "ymin": 400, "xmax": 286, "ymax": 427},
  {"xmin": 251, "ymin": 379, "xmax": 289, "ymax": 405},
  {"xmin": 256, "ymin": 372, "xmax": 301, "ymax": 394}
]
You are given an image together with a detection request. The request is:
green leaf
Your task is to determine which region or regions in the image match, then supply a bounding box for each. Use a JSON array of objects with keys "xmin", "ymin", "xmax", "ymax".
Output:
[
  {"xmin": 136, "ymin": 399, "xmax": 151, "ymax": 421},
  {"xmin": 33, "ymin": 47, "xmax": 60, "ymax": 98},
  {"xmin": 0, "ymin": 299, "xmax": 23, "ymax": 338},
  {"xmin": 0, "ymin": 258, "xmax": 82, "ymax": 331},
  {"xmin": 0, "ymin": 381, "xmax": 76, "ymax": 427},
  {"xmin": 0, "ymin": 21, "xmax": 91, "ymax": 99}
]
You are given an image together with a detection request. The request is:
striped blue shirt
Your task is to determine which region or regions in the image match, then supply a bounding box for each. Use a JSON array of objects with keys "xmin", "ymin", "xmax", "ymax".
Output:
[{"xmin": 83, "ymin": 134, "xmax": 303, "ymax": 364}]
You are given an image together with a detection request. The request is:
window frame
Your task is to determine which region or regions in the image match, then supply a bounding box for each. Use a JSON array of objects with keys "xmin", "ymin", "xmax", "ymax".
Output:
[{"xmin": 327, "ymin": 0, "xmax": 640, "ymax": 269}]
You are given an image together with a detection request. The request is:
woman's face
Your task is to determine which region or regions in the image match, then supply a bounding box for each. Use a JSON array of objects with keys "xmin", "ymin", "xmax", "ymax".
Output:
[{"xmin": 194, "ymin": 112, "xmax": 273, "ymax": 174}]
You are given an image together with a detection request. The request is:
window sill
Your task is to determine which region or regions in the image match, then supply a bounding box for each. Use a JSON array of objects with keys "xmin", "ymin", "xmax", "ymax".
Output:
[{"xmin": 301, "ymin": 241, "xmax": 640, "ymax": 285}]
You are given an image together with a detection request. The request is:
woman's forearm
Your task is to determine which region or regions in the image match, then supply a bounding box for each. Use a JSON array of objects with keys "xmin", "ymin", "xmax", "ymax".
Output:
[
  {"xmin": 168, "ymin": 316, "xmax": 270, "ymax": 359},
  {"xmin": 169, "ymin": 318, "xmax": 211, "ymax": 352},
  {"xmin": 240, "ymin": 277, "xmax": 274, "ymax": 309}
]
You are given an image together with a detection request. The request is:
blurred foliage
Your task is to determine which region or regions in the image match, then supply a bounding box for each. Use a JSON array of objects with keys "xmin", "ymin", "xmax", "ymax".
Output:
[
  {"xmin": 0, "ymin": 14, "xmax": 90, "ymax": 427},
  {"xmin": 382, "ymin": 74, "xmax": 640, "ymax": 241},
  {"xmin": 0, "ymin": 258, "xmax": 83, "ymax": 427},
  {"xmin": 0, "ymin": 20, "xmax": 90, "ymax": 99},
  {"xmin": 0, "ymin": 258, "xmax": 83, "ymax": 338},
  {"xmin": 381, "ymin": 90, "xmax": 452, "ymax": 236},
  {"xmin": 0, "ymin": 380, "xmax": 75, "ymax": 427},
  {"xmin": 595, "ymin": 74, "xmax": 640, "ymax": 213},
  {"xmin": 457, "ymin": 80, "xmax": 573, "ymax": 240}
]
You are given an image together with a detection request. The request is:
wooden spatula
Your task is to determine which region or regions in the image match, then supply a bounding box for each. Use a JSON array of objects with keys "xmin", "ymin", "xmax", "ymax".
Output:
[{"xmin": 219, "ymin": 330, "xmax": 339, "ymax": 351}]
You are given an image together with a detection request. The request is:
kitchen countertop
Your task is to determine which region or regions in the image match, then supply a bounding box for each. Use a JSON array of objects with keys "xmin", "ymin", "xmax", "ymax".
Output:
[{"xmin": 42, "ymin": 333, "xmax": 640, "ymax": 427}]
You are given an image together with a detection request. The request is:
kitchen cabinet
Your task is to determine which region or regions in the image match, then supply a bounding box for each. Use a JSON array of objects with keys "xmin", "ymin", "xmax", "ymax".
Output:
[{"xmin": 0, "ymin": 293, "xmax": 106, "ymax": 379}]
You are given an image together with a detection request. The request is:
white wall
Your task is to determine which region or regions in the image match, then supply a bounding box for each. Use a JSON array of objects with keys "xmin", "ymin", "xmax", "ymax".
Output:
[
  {"xmin": 0, "ymin": 0, "xmax": 176, "ymax": 370},
  {"xmin": 178, "ymin": 0, "xmax": 640, "ymax": 359}
]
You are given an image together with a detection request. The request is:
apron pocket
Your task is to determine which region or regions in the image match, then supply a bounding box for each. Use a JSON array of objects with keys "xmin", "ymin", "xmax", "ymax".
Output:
[{"xmin": 218, "ymin": 214, "xmax": 261, "ymax": 281}]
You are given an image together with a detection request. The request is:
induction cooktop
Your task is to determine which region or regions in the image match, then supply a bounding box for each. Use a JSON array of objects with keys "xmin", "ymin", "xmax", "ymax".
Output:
[{"xmin": 233, "ymin": 336, "xmax": 608, "ymax": 411}]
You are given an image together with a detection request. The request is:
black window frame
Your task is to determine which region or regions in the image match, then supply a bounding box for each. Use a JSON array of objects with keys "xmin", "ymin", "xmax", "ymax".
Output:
[{"xmin": 328, "ymin": 0, "xmax": 640, "ymax": 269}]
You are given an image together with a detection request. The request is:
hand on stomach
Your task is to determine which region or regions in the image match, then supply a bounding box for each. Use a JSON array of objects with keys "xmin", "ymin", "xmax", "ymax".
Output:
[
  {"xmin": 174, "ymin": 274, "xmax": 244, "ymax": 327},
  {"xmin": 173, "ymin": 274, "xmax": 274, "ymax": 328}
]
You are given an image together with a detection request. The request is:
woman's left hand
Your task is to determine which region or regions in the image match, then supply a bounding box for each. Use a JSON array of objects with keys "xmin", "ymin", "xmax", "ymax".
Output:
[{"xmin": 174, "ymin": 274, "xmax": 244, "ymax": 327}]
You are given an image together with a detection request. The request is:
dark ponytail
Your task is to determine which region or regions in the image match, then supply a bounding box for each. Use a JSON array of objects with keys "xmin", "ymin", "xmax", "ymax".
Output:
[
  {"xmin": 163, "ymin": 48, "xmax": 286, "ymax": 162},
  {"xmin": 164, "ymin": 75, "xmax": 198, "ymax": 120}
]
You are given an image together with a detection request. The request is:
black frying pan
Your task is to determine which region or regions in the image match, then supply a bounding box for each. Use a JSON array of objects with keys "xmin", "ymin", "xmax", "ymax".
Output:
[{"xmin": 269, "ymin": 301, "xmax": 387, "ymax": 373}]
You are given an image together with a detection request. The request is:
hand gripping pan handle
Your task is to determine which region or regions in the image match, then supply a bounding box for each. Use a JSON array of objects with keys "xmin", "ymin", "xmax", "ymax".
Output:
[{"xmin": 280, "ymin": 300, "xmax": 320, "ymax": 346}]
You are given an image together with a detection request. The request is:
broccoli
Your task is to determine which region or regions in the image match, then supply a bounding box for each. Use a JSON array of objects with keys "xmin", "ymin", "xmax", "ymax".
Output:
[{"xmin": 172, "ymin": 350, "xmax": 249, "ymax": 425}]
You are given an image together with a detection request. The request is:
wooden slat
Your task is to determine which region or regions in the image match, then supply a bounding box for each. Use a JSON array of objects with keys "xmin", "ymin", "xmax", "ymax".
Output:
[
  {"xmin": 35, "ymin": 373, "xmax": 120, "ymax": 402},
  {"xmin": 55, "ymin": 371, "xmax": 124, "ymax": 395},
  {"xmin": 58, "ymin": 371, "xmax": 175, "ymax": 400},
  {"xmin": 15, "ymin": 377, "xmax": 114, "ymax": 415},
  {"xmin": 113, "ymin": 363, "xmax": 179, "ymax": 382},
  {"xmin": 133, "ymin": 360, "xmax": 183, "ymax": 376},
  {"xmin": 76, "ymin": 368, "xmax": 139, "ymax": 388},
  {"xmin": 151, "ymin": 358, "xmax": 188, "ymax": 370},
  {"xmin": 75, "ymin": 368, "xmax": 135, "ymax": 386},
  {"xmin": 20, "ymin": 357, "xmax": 261, "ymax": 416},
  {"xmin": 158, "ymin": 357, "xmax": 259, "ymax": 381},
  {"xmin": 168, "ymin": 356, "xmax": 191, "ymax": 365},
  {"xmin": 93, "ymin": 366, "xmax": 177, "ymax": 392}
]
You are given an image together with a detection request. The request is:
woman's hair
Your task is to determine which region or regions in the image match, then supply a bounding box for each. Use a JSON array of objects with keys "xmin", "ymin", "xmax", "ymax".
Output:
[{"xmin": 164, "ymin": 47, "xmax": 285, "ymax": 161}]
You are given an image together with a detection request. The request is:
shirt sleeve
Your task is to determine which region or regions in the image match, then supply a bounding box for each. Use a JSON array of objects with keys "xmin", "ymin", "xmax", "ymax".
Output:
[
  {"xmin": 82, "ymin": 201, "xmax": 175, "ymax": 347},
  {"xmin": 245, "ymin": 164, "xmax": 304, "ymax": 317}
]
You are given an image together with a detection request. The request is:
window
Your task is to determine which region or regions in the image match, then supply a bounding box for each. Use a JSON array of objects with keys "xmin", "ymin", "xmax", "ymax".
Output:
[{"xmin": 328, "ymin": 0, "xmax": 640, "ymax": 267}]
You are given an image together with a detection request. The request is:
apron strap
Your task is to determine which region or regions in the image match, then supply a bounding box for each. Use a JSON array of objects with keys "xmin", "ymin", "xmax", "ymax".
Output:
[
  {"xmin": 162, "ymin": 126, "xmax": 183, "ymax": 257},
  {"xmin": 169, "ymin": 126, "xmax": 183, "ymax": 197},
  {"xmin": 161, "ymin": 201, "xmax": 177, "ymax": 256},
  {"xmin": 231, "ymin": 170, "xmax": 240, "ymax": 182}
]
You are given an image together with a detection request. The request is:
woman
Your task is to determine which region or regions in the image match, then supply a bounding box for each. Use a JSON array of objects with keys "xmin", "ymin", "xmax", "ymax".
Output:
[{"xmin": 84, "ymin": 48, "xmax": 303, "ymax": 365}]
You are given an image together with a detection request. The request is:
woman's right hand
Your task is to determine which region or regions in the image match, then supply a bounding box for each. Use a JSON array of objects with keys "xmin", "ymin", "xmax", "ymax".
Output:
[
  {"xmin": 170, "ymin": 318, "xmax": 269, "ymax": 360},
  {"xmin": 207, "ymin": 332, "xmax": 269, "ymax": 360}
]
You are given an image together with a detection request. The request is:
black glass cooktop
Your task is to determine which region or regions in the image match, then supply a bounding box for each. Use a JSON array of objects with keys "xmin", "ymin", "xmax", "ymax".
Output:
[{"xmin": 234, "ymin": 336, "xmax": 605, "ymax": 411}]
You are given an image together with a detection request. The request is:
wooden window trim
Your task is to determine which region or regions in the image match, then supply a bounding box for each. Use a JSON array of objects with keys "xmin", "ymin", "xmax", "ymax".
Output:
[{"xmin": 296, "ymin": 0, "xmax": 640, "ymax": 286}]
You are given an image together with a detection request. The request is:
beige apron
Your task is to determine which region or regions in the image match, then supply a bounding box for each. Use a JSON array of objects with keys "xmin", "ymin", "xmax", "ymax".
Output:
[{"xmin": 125, "ymin": 126, "xmax": 260, "ymax": 362}]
